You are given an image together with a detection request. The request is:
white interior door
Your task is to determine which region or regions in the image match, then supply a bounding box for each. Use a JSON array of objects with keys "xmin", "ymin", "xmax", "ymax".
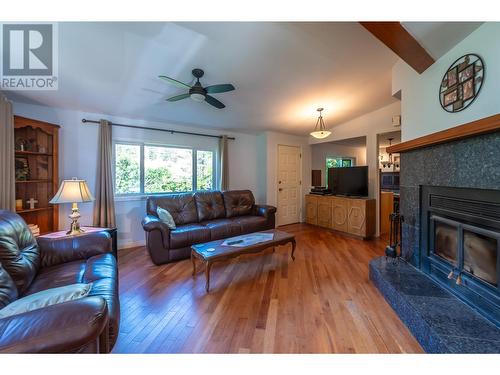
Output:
[{"xmin": 277, "ymin": 145, "xmax": 301, "ymax": 226}]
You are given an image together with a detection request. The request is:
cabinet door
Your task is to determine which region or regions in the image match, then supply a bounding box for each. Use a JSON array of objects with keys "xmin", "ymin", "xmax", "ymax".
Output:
[
  {"xmin": 380, "ymin": 192, "xmax": 394, "ymax": 236},
  {"xmin": 317, "ymin": 198, "xmax": 332, "ymax": 228},
  {"xmin": 348, "ymin": 200, "xmax": 367, "ymax": 237},
  {"xmin": 332, "ymin": 197, "xmax": 348, "ymax": 232},
  {"xmin": 305, "ymin": 195, "xmax": 318, "ymax": 225}
]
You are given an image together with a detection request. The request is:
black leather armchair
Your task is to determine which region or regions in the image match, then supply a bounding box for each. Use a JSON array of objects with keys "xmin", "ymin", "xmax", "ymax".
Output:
[{"xmin": 0, "ymin": 210, "xmax": 119, "ymax": 353}]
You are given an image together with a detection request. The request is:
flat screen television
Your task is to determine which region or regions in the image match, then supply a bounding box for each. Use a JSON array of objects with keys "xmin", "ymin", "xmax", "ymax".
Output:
[{"xmin": 328, "ymin": 166, "xmax": 368, "ymax": 197}]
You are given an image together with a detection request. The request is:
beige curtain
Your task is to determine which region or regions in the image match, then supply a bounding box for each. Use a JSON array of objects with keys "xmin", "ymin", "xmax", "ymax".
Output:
[
  {"xmin": 219, "ymin": 135, "xmax": 229, "ymax": 191},
  {"xmin": 93, "ymin": 119, "xmax": 116, "ymax": 227},
  {"xmin": 0, "ymin": 95, "xmax": 15, "ymax": 211}
]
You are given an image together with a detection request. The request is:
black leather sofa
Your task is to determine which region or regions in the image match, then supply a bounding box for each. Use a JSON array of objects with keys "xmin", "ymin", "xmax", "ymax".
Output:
[{"xmin": 142, "ymin": 190, "xmax": 276, "ymax": 265}]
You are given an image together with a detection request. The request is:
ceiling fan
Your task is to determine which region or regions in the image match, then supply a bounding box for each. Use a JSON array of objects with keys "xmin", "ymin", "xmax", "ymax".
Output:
[{"xmin": 159, "ymin": 68, "xmax": 235, "ymax": 109}]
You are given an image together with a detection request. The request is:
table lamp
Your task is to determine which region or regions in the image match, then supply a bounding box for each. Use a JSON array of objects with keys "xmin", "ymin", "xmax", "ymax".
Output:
[{"xmin": 49, "ymin": 177, "xmax": 95, "ymax": 235}]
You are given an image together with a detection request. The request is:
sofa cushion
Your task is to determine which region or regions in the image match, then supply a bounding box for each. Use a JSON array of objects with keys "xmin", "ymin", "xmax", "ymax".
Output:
[
  {"xmin": 0, "ymin": 210, "xmax": 40, "ymax": 295},
  {"xmin": 169, "ymin": 224, "xmax": 211, "ymax": 249},
  {"xmin": 195, "ymin": 191, "xmax": 226, "ymax": 222},
  {"xmin": 0, "ymin": 283, "xmax": 92, "ymax": 319},
  {"xmin": 147, "ymin": 193, "xmax": 198, "ymax": 225},
  {"xmin": 0, "ymin": 263, "xmax": 18, "ymax": 309},
  {"xmin": 157, "ymin": 207, "xmax": 176, "ymax": 229},
  {"xmin": 222, "ymin": 190, "xmax": 255, "ymax": 218},
  {"xmin": 200, "ymin": 218, "xmax": 242, "ymax": 241},
  {"xmin": 233, "ymin": 216, "xmax": 268, "ymax": 234}
]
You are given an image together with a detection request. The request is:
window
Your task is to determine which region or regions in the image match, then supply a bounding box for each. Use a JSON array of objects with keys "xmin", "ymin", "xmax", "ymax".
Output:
[
  {"xmin": 196, "ymin": 150, "xmax": 213, "ymax": 190},
  {"xmin": 115, "ymin": 143, "xmax": 141, "ymax": 194},
  {"xmin": 144, "ymin": 146, "xmax": 193, "ymax": 193},
  {"xmin": 326, "ymin": 157, "xmax": 353, "ymax": 169},
  {"xmin": 114, "ymin": 142, "xmax": 215, "ymax": 195}
]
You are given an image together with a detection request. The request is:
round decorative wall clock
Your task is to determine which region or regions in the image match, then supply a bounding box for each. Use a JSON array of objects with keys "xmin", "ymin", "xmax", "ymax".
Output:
[{"xmin": 439, "ymin": 54, "xmax": 484, "ymax": 113}]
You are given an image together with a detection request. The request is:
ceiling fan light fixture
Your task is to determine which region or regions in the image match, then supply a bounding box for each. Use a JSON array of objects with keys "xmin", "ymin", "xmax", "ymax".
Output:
[
  {"xmin": 310, "ymin": 108, "xmax": 331, "ymax": 139},
  {"xmin": 190, "ymin": 93, "xmax": 205, "ymax": 102},
  {"xmin": 160, "ymin": 68, "xmax": 234, "ymax": 109}
]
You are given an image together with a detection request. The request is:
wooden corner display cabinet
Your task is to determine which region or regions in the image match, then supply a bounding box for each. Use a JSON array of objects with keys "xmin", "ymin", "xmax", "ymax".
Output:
[
  {"xmin": 14, "ymin": 116, "xmax": 59, "ymax": 234},
  {"xmin": 305, "ymin": 194, "xmax": 376, "ymax": 239}
]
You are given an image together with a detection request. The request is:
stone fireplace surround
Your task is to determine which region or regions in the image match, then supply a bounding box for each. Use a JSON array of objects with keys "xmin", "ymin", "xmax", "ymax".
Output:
[
  {"xmin": 370, "ymin": 118, "xmax": 500, "ymax": 353},
  {"xmin": 400, "ymin": 131, "xmax": 500, "ymax": 268}
]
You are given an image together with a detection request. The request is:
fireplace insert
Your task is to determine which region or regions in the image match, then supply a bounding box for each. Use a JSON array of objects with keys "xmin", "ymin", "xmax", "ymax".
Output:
[{"xmin": 420, "ymin": 185, "xmax": 500, "ymax": 326}]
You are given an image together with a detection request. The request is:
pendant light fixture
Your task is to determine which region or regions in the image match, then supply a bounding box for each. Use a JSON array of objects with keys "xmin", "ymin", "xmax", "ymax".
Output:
[{"xmin": 310, "ymin": 107, "xmax": 331, "ymax": 139}]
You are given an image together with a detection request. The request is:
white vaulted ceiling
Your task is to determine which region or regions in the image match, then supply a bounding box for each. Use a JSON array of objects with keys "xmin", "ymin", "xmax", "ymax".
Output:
[
  {"xmin": 5, "ymin": 22, "xmax": 481, "ymax": 135},
  {"xmin": 6, "ymin": 22, "xmax": 400, "ymax": 135},
  {"xmin": 401, "ymin": 22, "xmax": 483, "ymax": 60}
]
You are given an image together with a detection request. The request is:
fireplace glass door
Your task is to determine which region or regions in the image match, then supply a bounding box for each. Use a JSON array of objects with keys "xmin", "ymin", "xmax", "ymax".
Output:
[
  {"xmin": 433, "ymin": 219, "xmax": 458, "ymax": 266},
  {"xmin": 463, "ymin": 228, "xmax": 498, "ymax": 286},
  {"xmin": 431, "ymin": 215, "xmax": 500, "ymax": 287}
]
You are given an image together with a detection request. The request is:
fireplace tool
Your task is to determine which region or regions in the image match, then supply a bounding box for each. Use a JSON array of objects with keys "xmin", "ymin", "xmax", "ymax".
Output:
[{"xmin": 385, "ymin": 212, "xmax": 402, "ymax": 259}]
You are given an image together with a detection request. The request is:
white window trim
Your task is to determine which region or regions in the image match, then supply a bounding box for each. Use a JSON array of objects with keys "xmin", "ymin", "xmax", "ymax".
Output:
[{"xmin": 113, "ymin": 140, "xmax": 217, "ymax": 199}]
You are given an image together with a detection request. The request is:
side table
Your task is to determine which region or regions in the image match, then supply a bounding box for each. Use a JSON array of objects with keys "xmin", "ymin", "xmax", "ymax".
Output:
[{"xmin": 38, "ymin": 227, "xmax": 118, "ymax": 259}]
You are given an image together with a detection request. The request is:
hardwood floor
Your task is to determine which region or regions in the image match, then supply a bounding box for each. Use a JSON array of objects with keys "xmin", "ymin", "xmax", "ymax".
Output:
[{"xmin": 113, "ymin": 223, "xmax": 423, "ymax": 353}]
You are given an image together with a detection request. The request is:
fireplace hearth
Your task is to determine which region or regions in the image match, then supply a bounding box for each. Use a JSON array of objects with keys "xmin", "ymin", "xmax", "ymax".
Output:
[{"xmin": 421, "ymin": 186, "xmax": 500, "ymax": 326}]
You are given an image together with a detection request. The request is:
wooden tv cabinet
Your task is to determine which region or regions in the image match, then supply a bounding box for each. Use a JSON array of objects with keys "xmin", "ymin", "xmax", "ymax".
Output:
[{"xmin": 305, "ymin": 194, "xmax": 376, "ymax": 239}]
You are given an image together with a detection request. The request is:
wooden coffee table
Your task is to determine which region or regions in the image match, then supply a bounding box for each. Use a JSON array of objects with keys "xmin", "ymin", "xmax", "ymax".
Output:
[{"xmin": 190, "ymin": 229, "xmax": 296, "ymax": 292}]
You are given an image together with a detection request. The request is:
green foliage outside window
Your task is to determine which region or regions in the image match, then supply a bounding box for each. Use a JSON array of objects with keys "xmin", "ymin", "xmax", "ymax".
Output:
[
  {"xmin": 144, "ymin": 167, "xmax": 192, "ymax": 193},
  {"xmin": 144, "ymin": 146, "xmax": 192, "ymax": 193},
  {"xmin": 114, "ymin": 143, "xmax": 215, "ymax": 195},
  {"xmin": 115, "ymin": 144, "xmax": 140, "ymax": 194},
  {"xmin": 326, "ymin": 157, "xmax": 353, "ymax": 169},
  {"xmin": 197, "ymin": 150, "xmax": 213, "ymax": 190}
]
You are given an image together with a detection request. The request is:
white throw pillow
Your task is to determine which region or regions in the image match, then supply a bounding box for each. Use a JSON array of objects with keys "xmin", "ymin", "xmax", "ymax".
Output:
[
  {"xmin": 157, "ymin": 206, "xmax": 176, "ymax": 229},
  {"xmin": 0, "ymin": 283, "xmax": 92, "ymax": 319}
]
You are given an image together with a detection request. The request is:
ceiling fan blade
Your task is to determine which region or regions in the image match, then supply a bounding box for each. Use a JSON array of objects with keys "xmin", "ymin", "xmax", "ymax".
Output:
[
  {"xmin": 205, "ymin": 95, "xmax": 225, "ymax": 109},
  {"xmin": 159, "ymin": 75, "xmax": 191, "ymax": 89},
  {"xmin": 205, "ymin": 84, "xmax": 235, "ymax": 94},
  {"xmin": 166, "ymin": 93, "xmax": 190, "ymax": 102}
]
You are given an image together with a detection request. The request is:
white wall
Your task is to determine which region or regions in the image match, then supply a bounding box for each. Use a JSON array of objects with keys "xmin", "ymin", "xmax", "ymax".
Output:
[
  {"xmin": 309, "ymin": 101, "xmax": 401, "ymax": 235},
  {"xmin": 12, "ymin": 93, "xmax": 401, "ymax": 243},
  {"xmin": 393, "ymin": 23, "xmax": 500, "ymax": 142},
  {"xmin": 311, "ymin": 142, "xmax": 366, "ymax": 186},
  {"xmin": 13, "ymin": 102, "xmax": 262, "ymax": 249}
]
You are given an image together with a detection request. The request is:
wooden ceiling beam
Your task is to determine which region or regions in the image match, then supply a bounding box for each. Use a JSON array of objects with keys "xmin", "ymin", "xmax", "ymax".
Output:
[{"xmin": 360, "ymin": 22, "xmax": 435, "ymax": 74}]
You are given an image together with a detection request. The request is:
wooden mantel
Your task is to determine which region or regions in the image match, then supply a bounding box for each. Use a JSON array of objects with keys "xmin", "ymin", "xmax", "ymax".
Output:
[{"xmin": 387, "ymin": 114, "xmax": 500, "ymax": 153}]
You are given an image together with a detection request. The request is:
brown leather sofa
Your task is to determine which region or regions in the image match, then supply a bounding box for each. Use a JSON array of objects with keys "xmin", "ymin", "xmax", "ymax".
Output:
[
  {"xmin": 142, "ymin": 190, "xmax": 276, "ymax": 265},
  {"xmin": 0, "ymin": 210, "xmax": 119, "ymax": 353}
]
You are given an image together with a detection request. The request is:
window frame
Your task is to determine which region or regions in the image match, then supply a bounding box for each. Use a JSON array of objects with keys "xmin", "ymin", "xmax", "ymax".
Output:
[{"xmin": 113, "ymin": 140, "xmax": 217, "ymax": 197}]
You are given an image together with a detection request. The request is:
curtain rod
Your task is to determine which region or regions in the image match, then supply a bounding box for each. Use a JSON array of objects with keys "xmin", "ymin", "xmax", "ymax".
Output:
[{"xmin": 81, "ymin": 119, "xmax": 235, "ymax": 140}]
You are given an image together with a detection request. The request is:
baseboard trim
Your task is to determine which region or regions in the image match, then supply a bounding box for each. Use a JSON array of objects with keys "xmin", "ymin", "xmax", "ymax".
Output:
[{"xmin": 118, "ymin": 240, "xmax": 145, "ymax": 250}]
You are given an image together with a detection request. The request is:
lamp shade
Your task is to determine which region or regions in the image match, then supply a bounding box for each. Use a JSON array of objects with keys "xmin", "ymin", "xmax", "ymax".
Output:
[
  {"xmin": 49, "ymin": 178, "xmax": 95, "ymax": 204},
  {"xmin": 310, "ymin": 130, "xmax": 332, "ymax": 139}
]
